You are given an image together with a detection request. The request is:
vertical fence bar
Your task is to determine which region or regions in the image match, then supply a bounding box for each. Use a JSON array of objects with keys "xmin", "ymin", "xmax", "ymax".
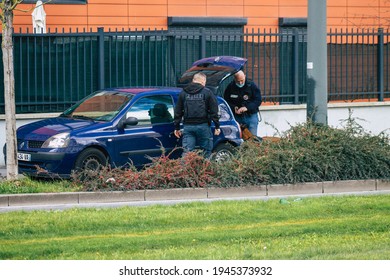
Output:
[
  {"xmin": 97, "ymin": 27, "xmax": 105, "ymax": 89},
  {"xmin": 141, "ymin": 29, "xmax": 145, "ymax": 86},
  {"xmin": 75, "ymin": 35, "xmax": 80, "ymax": 101},
  {"xmin": 135, "ymin": 29, "xmax": 139, "ymax": 85},
  {"xmin": 200, "ymin": 27, "xmax": 206, "ymax": 59},
  {"xmin": 345, "ymin": 29, "xmax": 349, "ymax": 99},
  {"xmin": 82, "ymin": 36, "xmax": 86, "ymax": 101},
  {"xmin": 61, "ymin": 34, "xmax": 65, "ymax": 106},
  {"xmin": 148, "ymin": 30, "xmax": 151, "ymax": 86},
  {"xmin": 55, "ymin": 33, "xmax": 59, "ymax": 111},
  {"xmin": 33, "ymin": 36, "xmax": 37, "ymax": 107},
  {"xmin": 251, "ymin": 28, "xmax": 256, "ymax": 82},
  {"xmin": 257, "ymin": 29, "xmax": 260, "ymax": 99},
  {"xmin": 385, "ymin": 29, "xmax": 389, "ymax": 96},
  {"xmin": 335, "ymin": 29, "xmax": 339, "ymax": 99},
  {"xmin": 350, "ymin": 29, "xmax": 354, "ymax": 100},
  {"xmin": 356, "ymin": 29, "xmax": 361, "ymax": 100},
  {"xmin": 48, "ymin": 34, "xmax": 52, "ymax": 110},
  {"xmin": 262, "ymin": 30, "xmax": 266, "ymax": 102},
  {"xmin": 122, "ymin": 29, "xmax": 125, "ymax": 86},
  {"xmin": 293, "ymin": 28, "xmax": 299, "ymax": 104},
  {"xmin": 108, "ymin": 32, "xmax": 113, "ymax": 87},
  {"xmin": 17, "ymin": 35, "xmax": 23, "ymax": 112},
  {"xmin": 90, "ymin": 32, "xmax": 94, "ymax": 94},
  {"xmin": 128, "ymin": 30, "xmax": 132, "ymax": 86},
  {"xmin": 377, "ymin": 28, "xmax": 384, "ymax": 101},
  {"xmin": 40, "ymin": 35, "xmax": 45, "ymax": 110},
  {"xmin": 328, "ymin": 30, "xmax": 332, "ymax": 96},
  {"xmin": 160, "ymin": 29, "xmax": 164, "ymax": 86},
  {"xmin": 69, "ymin": 33, "xmax": 73, "ymax": 103},
  {"xmin": 268, "ymin": 29, "xmax": 273, "ymax": 102}
]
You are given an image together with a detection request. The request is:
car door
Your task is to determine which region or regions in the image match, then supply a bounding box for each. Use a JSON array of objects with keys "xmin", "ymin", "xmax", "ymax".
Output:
[{"xmin": 112, "ymin": 94, "xmax": 180, "ymax": 168}]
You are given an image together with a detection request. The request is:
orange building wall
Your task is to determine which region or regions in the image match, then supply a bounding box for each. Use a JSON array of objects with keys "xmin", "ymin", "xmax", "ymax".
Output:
[{"xmin": 10, "ymin": 0, "xmax": 390, "ymax": 33}]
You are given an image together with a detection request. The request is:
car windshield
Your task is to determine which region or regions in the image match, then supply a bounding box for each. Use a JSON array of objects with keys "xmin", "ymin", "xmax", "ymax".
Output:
[{"xmin": 61, "ymin": 90, "xmax": 133, "ymax": 121}]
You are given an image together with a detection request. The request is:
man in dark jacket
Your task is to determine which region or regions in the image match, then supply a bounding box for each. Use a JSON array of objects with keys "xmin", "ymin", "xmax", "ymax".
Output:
[
  {"xmin": 224, "ymin": 70, "xmax": 262, "ymax": 136},
  {"xmin": 174, "ymin": 72, "xmax": 220, "ymax": 158}
]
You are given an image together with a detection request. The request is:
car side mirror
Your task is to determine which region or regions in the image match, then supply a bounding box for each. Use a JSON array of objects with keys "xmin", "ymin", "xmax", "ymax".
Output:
[{"xmin": 117, "ymin": 116, "xmax": 138, "ymax": 129}]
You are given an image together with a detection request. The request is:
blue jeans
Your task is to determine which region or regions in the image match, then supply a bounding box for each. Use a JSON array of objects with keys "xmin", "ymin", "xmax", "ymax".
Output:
[
  {"xmin": 182, "ymin": 123, "xmax": 213, "ymax": 158},
  {"xmin": 235, "ymin": 113, "xmax": 259, "ymax": 136}
]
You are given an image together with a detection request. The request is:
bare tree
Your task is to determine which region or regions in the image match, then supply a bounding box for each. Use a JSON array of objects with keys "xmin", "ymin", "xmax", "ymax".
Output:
[{"xmin": 0, "ymin": 0, "xmax": 22, "ymax": 180}]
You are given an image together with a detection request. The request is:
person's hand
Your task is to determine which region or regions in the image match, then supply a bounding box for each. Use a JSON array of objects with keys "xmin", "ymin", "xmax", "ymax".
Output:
[
  {"xmin": 174, "ymin": 129, "xmax": 182, "ymax": 138},
  {"xmin": 235, "ymin": 106, "xmax": 248, "ymax": 114},
  {"xmin": 214, "ymin": 128, "xmax": 221, "ymax": 136}
]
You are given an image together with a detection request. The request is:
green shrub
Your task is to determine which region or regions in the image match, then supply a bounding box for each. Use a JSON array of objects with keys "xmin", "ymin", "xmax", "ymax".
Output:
[
  {"xmin": 72, "ymin": 118, "xmax": 390, "ymax": 191},
  {"xmin": 72, "ymin": 151, "xmax": 220, "ymax": 191},
  {"xmin": 226, "ymin": 121, "xmax": 390, "ymax": 185}
]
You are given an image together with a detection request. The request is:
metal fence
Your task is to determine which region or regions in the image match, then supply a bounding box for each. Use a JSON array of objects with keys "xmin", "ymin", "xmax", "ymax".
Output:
[{"xmin": 0, "ymin": 27, "xmax": 389, "ymax": 114}]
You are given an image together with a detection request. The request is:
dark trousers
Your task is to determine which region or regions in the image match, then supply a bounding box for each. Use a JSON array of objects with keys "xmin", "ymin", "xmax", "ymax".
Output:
[{"xmin": 182, "ymin": 123, "xmax": 213, "ymax": 158}]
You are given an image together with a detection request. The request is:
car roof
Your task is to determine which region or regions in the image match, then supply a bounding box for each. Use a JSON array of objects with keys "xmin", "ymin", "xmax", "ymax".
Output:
[
  {"xmin": 111, "ymin": 87, "xmax": 182, "ymax": 95},
  {"xmin": 108, "ymin": 86, "xmax": 225, "ymax": 102}
]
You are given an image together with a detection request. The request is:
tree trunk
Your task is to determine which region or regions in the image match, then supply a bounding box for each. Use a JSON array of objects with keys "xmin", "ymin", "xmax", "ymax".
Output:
[{"xmin": 2, "ymin": 1, "xmax": 18, "ymax": 180}]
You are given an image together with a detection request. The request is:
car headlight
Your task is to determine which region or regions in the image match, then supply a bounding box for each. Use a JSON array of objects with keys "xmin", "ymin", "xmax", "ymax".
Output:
[{"xmin": 42, "ymin": 132, "xmax": 70, "ymax": 148}]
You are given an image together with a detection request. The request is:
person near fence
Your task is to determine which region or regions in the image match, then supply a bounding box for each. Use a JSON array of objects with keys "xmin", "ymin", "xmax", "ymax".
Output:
[
  {"xmin": 224, "ymin": 70, "xmax": 262, "ymax": 137},
  {"xmin": 173, "ymin": 72, "xmax": 221, "ymax": 158}
]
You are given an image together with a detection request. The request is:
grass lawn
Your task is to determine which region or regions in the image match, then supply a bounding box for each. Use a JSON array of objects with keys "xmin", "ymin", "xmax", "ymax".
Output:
[
  {"xmin": 0, "ymin": 194, "xmax": 389, "ymax": 260},
  {"xmin": 0, "ymin": 177, "xmax": 81, "ymax": 194}
]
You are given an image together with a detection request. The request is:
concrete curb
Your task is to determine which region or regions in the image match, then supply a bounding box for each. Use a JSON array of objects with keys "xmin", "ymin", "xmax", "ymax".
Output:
[{"xmin": 0, "ymin": 179, "xmax": 389, "ymax": 208}]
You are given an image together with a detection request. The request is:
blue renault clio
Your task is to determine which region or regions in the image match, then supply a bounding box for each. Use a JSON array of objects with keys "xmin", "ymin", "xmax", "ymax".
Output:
[{"xmin": 12, "ymin": 56, "xmax": 246, "ymax": 178}]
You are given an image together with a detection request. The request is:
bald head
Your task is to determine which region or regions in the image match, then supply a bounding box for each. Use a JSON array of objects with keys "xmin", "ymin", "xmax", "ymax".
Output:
[
  {"xmin": 192, "ymin": 72, "xmax": 207, "ymax": 86},
  {"xmin": 234, "ymin": 70, "xmax": 246, "ymax": 87}
]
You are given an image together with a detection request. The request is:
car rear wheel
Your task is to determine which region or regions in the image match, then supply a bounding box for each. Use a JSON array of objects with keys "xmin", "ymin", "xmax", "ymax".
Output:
[
  {"xmin": 74, "ymin": 148, "xmax": 108, "ymax": 172},
  {"xmin": 211, "ymin": 143, "xmax": 235, "ymax": 163}
]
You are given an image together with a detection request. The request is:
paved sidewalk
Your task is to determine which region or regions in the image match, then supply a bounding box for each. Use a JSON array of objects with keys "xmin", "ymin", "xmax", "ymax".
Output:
[{"xmin": 1, "ymin": 179, "xmax": 390, "ymax": 212}]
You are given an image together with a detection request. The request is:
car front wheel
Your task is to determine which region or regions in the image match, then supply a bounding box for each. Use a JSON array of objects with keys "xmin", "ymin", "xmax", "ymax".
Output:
[
  {"xmin": 74, "ymin": 148, "xmax": 108, "ymax": 172},
  {"xmin": 211, "ymin": 143, "xmax": 235, "ymax": 163}
]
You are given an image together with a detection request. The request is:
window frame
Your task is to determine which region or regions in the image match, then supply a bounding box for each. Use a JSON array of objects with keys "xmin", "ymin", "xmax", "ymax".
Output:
[{"xmin": 126, "ymin": 95, "xmax": 174, "ymax": 126}]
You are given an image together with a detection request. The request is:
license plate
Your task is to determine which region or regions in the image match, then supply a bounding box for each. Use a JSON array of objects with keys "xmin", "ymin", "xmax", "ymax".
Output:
[{"xmin": 17, "ymin": 153, "xmax": 31, "ymax": 161}]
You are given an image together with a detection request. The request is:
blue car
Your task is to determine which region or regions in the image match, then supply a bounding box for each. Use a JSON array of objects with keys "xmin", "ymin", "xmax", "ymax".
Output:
[{"xmin": 12, "ymin": 56, "xmax": 246, "ymax": 178}]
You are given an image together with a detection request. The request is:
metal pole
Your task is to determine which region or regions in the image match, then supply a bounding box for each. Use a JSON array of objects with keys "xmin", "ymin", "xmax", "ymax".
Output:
[{"xmin": 306, "ymin": 0, "xmax": 328, "ymax": 124}]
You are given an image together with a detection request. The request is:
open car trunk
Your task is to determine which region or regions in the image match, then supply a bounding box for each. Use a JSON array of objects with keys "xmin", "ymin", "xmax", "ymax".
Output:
[{"xmin": 177, "ymin": 56, "xmax": 247, "ymax": 94}]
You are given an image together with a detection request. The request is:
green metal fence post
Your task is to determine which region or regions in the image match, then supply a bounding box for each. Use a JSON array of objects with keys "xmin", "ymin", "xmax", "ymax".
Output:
[
  {"xmin": 293, "ymin": 27, "xmax": 299, "ymax": 104},
  {"xmin": 377, "ymin": 28, "xmax": 384, "ymax": 102},
  {"xmin": 200, "ymin": 27, "xmax": 206, "ymax": 59},
  {"xmin": 98, "ymin": 27, "xmax": 105, "ymax": 90}
]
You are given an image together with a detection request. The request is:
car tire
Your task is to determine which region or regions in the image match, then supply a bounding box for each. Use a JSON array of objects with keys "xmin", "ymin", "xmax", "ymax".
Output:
[
  {"xmin": 211, "ymin": 143, "xmax": 235, "ymax": 163},
  {"xmin": 74, "ymin": 148, "xmax": 108, "ymax": 172}
]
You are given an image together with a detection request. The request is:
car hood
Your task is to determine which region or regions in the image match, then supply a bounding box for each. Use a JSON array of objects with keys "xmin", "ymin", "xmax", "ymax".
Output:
[
  {"xmin": 177, "ymin": 56, "xmax": 247, "ymax": 88},
  {"xmin": 17, "ymin": 117, "xmax": 102, "ymax": 141}
]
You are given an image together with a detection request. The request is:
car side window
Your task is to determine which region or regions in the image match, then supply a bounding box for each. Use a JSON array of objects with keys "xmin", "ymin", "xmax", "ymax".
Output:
[{"xmin": 126, "ymin": 95, "xmax": 174, "ymax": 126}]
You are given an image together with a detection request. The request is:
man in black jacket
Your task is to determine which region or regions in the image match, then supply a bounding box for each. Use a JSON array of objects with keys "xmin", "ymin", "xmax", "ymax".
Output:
[
  {"xmin": 224, "ymin": 70, "xmax": 262, "ymax": 136},
  {"xmin": 174, "ymin": 72, "xmax": 220, "ymax": 158}
]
